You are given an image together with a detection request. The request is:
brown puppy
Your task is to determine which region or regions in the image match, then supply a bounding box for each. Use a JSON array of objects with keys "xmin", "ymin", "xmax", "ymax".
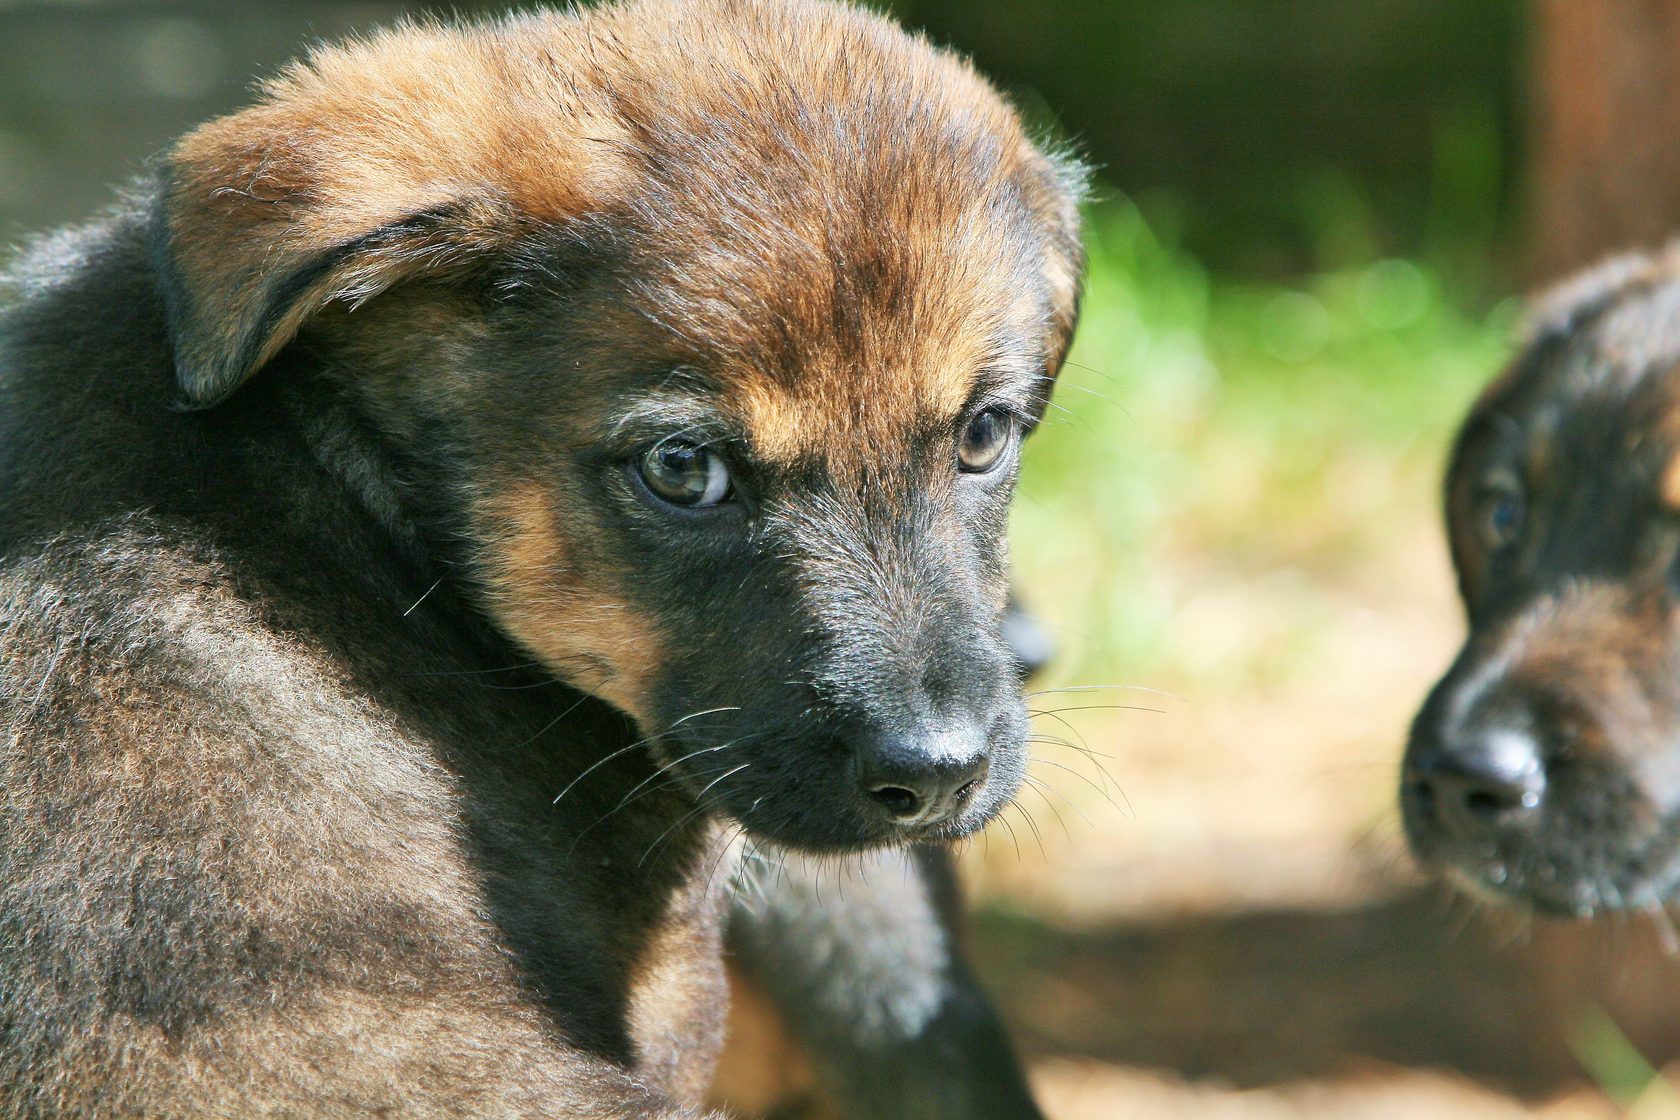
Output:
[
  {"xmin": 1403, "ymin": 248, "xmax": 1680, "ymax": 919},
  {"xmin": 0, "ymin": 1, "xmax": 1083, "ymax": 1117}
]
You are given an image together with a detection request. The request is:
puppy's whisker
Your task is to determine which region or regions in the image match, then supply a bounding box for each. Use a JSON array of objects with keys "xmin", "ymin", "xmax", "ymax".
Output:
[
  {"xmin": 1059, "ymin": 359, "xmax": 1124, "ymax": 386},
  {"xmin": 702, "ymin": 825, "xmax": 746, "ymax": 902},
  {"xmin": 550, "ymin": 708, "xmax": 743, "ymax": 806},
  {"xmin": 1030, "ymin": 757, "xmax": 1125, "ymax": 813},
  {"xmin": 1026, "ymin": 709, "xmax": 1094, "ymax": 751},
  {"xmin": 551, "ymin": 732, "xmax": 662, "ymax": 805},
  {"xmin": 1025, "ymin": 732, "xmax": 1113, "ymax": 761},
  {"xmin": 1029, "ymin": 703, "xmax": 1165, "ymax": 717},
  {"xmin": 638, "ymin": 763, "xmax": 752, "ymax": 868},
  {"xmin": 667, "ymin": 705, "xmax": 742, "ymax": 730},
  {"xmin": 514, "ymin": 689, "xmax": 603, "ymax": 753},
  {"xmin": 1025, "ymin": 785, "xmax": 1076, "ymax": 844},
  {"xmin": 462, "ymin": 676, "xmax": 570, "ymax": 692},
  {"xmin": 567, "ymin": 759, "xmax": 748, "ymax": 853},
  {"xmin": 623, "ymin": 739, "xmax": 746, "ymax": 807},
  {"xmin": 403, "ymin": 661, "xmax": 543, "ymax": 678},
  {"xmin": 1026, "ymin": 737, "xmax": 1123, "ymax": 790},
  {"xmin": 1025, "ymin": 683, "xmax": 1182, "ymax": 701},
  {"xmin": 730, "ymin": 838, "xmax": 768, "ymax": 914},
  {"xmin": 1054, "ymin": 382, "xmax": 1130, "ymax": 425},
  {"xmin": 1023, "ymin": 774, "xmax": 1090, "ymax": 832},
  {"xmin": 400, "ymin": 576, "xmax": 445, "ymax": 617},
  {"xmin": 1009, "ymin": 800, "xmax": 1048, "ymax": 860},
  {"xmin": 992, "ymin": 813, "xmax": 1023, "ymax": 861}
]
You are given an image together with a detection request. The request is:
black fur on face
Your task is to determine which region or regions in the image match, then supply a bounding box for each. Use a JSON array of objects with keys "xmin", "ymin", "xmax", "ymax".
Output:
[{"xmin": 1403, "ymin": 252, "xmax": 1680, "ymax": 915}]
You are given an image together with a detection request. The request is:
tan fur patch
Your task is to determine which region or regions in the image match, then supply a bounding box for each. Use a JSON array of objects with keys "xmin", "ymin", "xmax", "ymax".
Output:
[
  {"xmin": 473, "ymin": 482, "xmax": 664, "ymax": 726},
  {"xmin": 736, "ymin": 351, "xmax": 984, "ymax": 469},
  {"xmin": 1660, "ymin": 452, "xmax": 1680, "ymax": 512},
  {"xmin": 707, "ymin": 963, "xmax": 821, "ymax": 1114},
  {"xmin": 625, "ymin": 824, "xmax": 735, "ymax": 1101}
]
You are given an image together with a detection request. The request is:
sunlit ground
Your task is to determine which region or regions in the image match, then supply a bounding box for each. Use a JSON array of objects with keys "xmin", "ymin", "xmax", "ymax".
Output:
[{"xmin": 965, "ymin": 202, "xmax": 1680, "ymax": 1118}]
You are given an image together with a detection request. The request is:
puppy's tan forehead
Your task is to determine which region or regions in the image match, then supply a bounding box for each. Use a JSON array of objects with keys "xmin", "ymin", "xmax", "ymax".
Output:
[
  {"xmin": 726, "ymin": 336, "xmax": 992, "ymax": 465},
  {"xmin": 1641, "ymin": 387, "xmax": 1680, "ymax": 510},
  {"xmin": 639, "ymin": 216, "xmax": 1044, "ymax": 466}
]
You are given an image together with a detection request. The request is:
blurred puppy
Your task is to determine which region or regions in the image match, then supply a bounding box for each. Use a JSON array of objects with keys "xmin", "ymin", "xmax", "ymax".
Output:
[
  {"xmin": 0, "ymin": 1, "xmax": 1082, "ymax": 1116},
  {"xmin": 1403, "ymin": 248, "xmax": 1680, "ymax": 920}
]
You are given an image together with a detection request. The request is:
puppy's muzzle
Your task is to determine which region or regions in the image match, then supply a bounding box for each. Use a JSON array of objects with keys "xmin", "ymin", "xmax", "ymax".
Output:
[
  {"xmin": 1402, "ymin": 586, "xmax": 1680, "ymax": 913},
  {"xmin": 852, "ymin": 717, "xmax": 996, "ymax": 831}
]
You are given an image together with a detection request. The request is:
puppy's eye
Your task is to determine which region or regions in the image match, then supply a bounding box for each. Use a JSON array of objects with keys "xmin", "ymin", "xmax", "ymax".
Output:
[
  {"xmin": 638, "ymin": 442, "xmax": 733, "ymax": 508},
  {"xmin": 959, "ymin": 407, "xmax": 1015, "ymax": 473},
  {"xmin": 1476, "ymin": 485, "xmax": 1525, "ymax": 551}
]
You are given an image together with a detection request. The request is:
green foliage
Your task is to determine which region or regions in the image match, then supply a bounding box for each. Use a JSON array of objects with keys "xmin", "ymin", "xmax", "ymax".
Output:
[
  {"xmin": 889, "ymin": 0, "xmax": 1522, "ymax": 274},
  {"xmin": 1011, "ymin": 198, "xmax": 1517, "ymax": 690},
  {"xmin": 1567, "ymin": 1010, "xmax": 1680, "ymax": 1112}
]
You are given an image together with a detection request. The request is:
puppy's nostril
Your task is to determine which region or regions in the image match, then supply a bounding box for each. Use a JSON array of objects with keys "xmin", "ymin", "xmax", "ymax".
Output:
[
  {"xmin": 868, "ymin": 784, "xmax": 924, "ymax": 819},
  {"xmin": 1464, "ymin": 789, "xmax": 1509, "ymax": 819},
  {"xmin": 1414, "ymin": 725, "xmax": 1547, "ymax": 840}
]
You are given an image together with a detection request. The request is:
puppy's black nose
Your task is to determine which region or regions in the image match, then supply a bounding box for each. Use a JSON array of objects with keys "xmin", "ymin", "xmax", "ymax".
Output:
[
  {"xmin": 856, "ymin": 723, "xmax": 991, "ymax": 828},
  {"xmin": 1407, "ymin": 726, "xmax": 1546, "ymax": 840}
]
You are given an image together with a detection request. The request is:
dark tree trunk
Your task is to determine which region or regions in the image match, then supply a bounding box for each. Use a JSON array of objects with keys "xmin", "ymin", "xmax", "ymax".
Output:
[{"xmin": 1529, "ymin": 0, "xmax": 1680, "ymax": 281}]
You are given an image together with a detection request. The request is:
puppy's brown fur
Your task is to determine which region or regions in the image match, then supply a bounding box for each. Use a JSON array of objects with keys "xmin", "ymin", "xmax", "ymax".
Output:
[{"xmin": 0, "ymin": 1, "xmax": 1081, "ymax": 1117}]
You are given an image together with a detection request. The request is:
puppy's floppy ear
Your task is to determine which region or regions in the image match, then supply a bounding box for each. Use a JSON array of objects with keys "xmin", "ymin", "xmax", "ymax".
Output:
[
  {"xmin": 155, "ymin": 107, "xmax": 518, "ymax": 410},
  {"xmin": 152, "ymin": 18, "xmax": 630, "ymax": 411}
]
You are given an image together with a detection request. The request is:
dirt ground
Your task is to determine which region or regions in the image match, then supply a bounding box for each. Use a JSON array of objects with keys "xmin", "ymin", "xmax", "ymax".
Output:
[{"xmin": 959, "ymin": 499, "xmax": 1680, "ymax": 1117}]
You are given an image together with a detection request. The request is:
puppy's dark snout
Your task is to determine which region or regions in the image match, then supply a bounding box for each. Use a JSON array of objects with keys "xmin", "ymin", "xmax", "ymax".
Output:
[
  {"xmin": 1408, "ymin": 725, "xmax": 1547, "ymax": 840},
  {"xmin": 856, "ymin": 723, "xmax": 991, "ymax": 829}
]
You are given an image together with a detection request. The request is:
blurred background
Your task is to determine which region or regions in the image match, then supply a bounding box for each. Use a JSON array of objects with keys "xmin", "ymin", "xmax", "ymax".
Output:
[{"xmin": 6, "ymin": 1, "xmax": 1680, "ymax": 1117}]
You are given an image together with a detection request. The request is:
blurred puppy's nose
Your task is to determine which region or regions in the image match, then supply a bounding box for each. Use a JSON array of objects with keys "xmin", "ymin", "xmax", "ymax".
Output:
[
  {"xmin": 1002, "ymin": 592, "xmax": 1056, "ymax": 677},
  {"xmin": 856, "ymin": 722, "xmax": 991, "ymax": 828},
  {"xmin": 1407, "ymin": 726, "xmax": 1546, "ymax": 841}
]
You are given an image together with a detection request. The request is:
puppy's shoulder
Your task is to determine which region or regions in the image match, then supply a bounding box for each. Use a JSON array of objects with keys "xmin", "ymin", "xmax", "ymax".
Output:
[{"xmin": 0, "ymin": 516, "xmax": 410, "ymax": 779}]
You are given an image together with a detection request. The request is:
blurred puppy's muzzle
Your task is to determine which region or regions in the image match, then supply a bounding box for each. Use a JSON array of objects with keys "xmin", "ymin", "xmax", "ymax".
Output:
[
  {"xmin": 1404, "ymin": 722, "xmax": 1546, "ymax": 849},
  {"xmin": 1403, "ymin": 604, "xmax": 1680, "ymax": 915}
]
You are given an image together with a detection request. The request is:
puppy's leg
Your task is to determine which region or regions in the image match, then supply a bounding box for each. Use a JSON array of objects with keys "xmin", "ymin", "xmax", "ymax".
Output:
[{"xmin": 727, "ymin": 846, "xmax": 1043, "ymax": 1120}]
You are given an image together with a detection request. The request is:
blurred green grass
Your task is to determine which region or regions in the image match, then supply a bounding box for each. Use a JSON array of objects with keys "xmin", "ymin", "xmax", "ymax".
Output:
[
  {"xmin": 1011, "ymin": 198, "xmax": 1519, "ymax": 693},
  {"xmin": 1568, "ymin": 1011, "xmax": 1680, "ymax": 1116}
]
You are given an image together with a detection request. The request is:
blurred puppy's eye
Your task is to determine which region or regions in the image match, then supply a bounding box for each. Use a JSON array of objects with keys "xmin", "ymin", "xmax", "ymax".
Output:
[
  {"xmin": 638, "ymin": 442, "xmax": 733, "ymax": 508},
  {"xmin": 1477, "ymin": 484, "xmax": 1525, "ymax": 552},
  {"xmin": 959, "ymin": 407, "xmax": 1016, "ymax": 473}
]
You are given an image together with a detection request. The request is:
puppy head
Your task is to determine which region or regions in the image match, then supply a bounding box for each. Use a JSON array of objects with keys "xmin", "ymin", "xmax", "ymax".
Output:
[
  {"xmin": 157, "ymin": 0, "xmax": 1085, "ymax": 852},
  {"xmin": 1403, "ymin": 248, "xmax": 1680, "ymax": 914}
]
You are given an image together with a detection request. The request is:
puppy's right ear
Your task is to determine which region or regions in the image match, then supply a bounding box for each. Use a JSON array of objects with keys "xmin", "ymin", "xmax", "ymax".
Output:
[
  {"xmin": 154, "ymin": 106, "xmax": 521, "ymax": 411},
  {"xmin": 153, "ymin": 25, "xmax": 629, "ymax": 411}
]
